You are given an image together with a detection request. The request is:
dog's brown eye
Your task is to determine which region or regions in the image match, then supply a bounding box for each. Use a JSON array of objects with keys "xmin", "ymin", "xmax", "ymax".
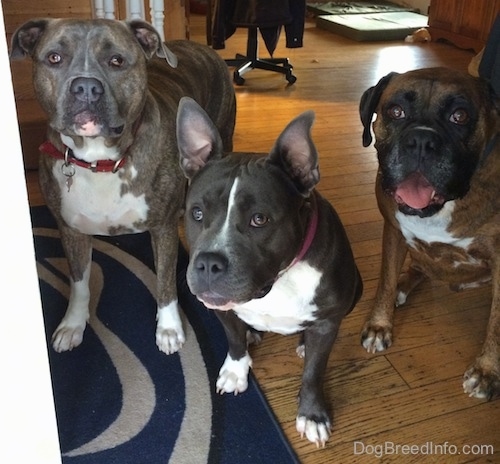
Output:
[
  {"xmin": 450, "ymin": 108, "xmax": 469, "ymax": 125},
  {"xmin": 387, "ymin": 105, "xmax": 405, "ymax": 119},
  {"xmin": 250, "ymin": 213, "xmax": 269, "ymax": 227},
  {"xmin": 47, "ymin": 53, "xmax": 62, "ymax": 64},
  {"xmin": 192, "ymin": 207, "xmax": 203, "ymax": 222},
  {"xmin": 109, "ymin": 55, "xmax": 124, "ymax": 67}
]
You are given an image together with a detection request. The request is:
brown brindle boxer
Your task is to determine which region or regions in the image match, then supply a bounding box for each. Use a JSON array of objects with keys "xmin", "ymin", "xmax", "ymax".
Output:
[{"xmin": 359, "ymin": 67, "xmax": 499, "ymax": 400}]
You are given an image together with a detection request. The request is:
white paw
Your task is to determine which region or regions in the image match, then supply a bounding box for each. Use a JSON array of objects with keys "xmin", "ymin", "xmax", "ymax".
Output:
[
  {"xmin": 216, "ymin": 352, "xmax": 252, "ymax": 395},
  {"xmin": 362, "ymin": 334, "xmax": 388, "ymax": 353},
  {"xmin": 156, "ymin": 328, "xmax": 185, "ymax": 355},
  {"xmin": 51, "ymin": 298, "xmax": 89, "ymax": 352},
  {"xmin": 463, "ymin": 376, "xmax": 488, "ymax": 398},
  {"xmin": 395, "ymin": 290, "xmax": 408, "ymax": 307},
  {"xmin": 296, "ymin": 344, "xmax": 305, "ymax": 359},
  {"xmin": 296, "ymin": 415, "xmax": 331, "ymax": 447},
  {"xmin": 361, "ymin": 322, "xmax": 392, "ymax": 353},
  {"xmin": 156, "ymin": 301, "xmax": 185, "ymax": 355},
  {"xmin": 462, "ymin": 366, "xmax": 497, "ymax": 399},
  {"xmin": 52, "ymin": 322, "xmax": 86, "ymax": 352},
  {"xmin": 52, "ymin": 272, "xmax": 91, "ymax": 352}
]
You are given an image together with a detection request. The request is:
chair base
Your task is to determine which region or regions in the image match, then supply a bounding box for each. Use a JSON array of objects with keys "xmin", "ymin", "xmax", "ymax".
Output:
[
  {"xmin": 224, "ymin": 28, "xmax": 297, "ymax": 85},
  {"xmin": 226, "ymin": 55, "xmax": 297, "ymax": 85}
]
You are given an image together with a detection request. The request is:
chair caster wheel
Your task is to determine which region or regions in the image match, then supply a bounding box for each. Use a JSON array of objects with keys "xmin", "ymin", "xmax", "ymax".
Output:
[
  {"xmin": 286, "ymin": 73, "xmax": 297, "ymax": 84},
  {"xmin": 234, "ymin": 73, "xmax": 245, "ymax": 85}
]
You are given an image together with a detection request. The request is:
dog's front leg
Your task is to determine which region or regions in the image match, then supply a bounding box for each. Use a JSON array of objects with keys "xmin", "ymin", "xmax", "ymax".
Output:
[
  {"xmin": 151, "ymin": 224, "xmax": 185, "ymax": 355},
  {"xmin": 52, "ymin": 225, "xmax": 92, "ymax": 352},
  {"xmin": 214, "ymin": 310, "xmax": 252, "ymax": 395},
  {"xmin": 463, "ymin": 259, "xmax": 500, "ymax": 399},
  {"xmin": 361, "ymin": 220, "xmax": 408, "ymax": 353},
  {"xmin": 296, "ymin": 319, "xmax": 340, "ymax": 447}
]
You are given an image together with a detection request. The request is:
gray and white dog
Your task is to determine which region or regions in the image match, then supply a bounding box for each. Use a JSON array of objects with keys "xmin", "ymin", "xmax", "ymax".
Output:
[
  {"xmin": 177, "ymin": 97, "xmax": 363, "ymax": 446},
  {"xmin": 10, "ymin": 18, "xmax": 236, "ymax": 354}
]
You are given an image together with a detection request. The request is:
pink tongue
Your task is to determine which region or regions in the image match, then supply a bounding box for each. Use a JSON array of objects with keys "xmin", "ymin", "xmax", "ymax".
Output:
[{"xmin": 394, "ymin": 172, "xmax": 434, "ymax": 209}]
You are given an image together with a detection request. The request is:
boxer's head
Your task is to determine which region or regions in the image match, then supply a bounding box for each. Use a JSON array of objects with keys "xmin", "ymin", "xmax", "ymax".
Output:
[{"xmin": 360, "ymin": 67, "xmax": 499, "ymax": 217}]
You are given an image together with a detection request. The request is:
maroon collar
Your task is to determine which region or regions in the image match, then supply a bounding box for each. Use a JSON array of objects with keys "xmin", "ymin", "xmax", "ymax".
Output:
[
  {"xmin": 290, "ymin": 194, "xmax": 319, "ymax": 266},
  {"xmin": 39, "ymin": 141, "xmax": 126, "ymax": 173},
  {"xmin": 277, "ymin": 194, "xmax": 319, "ymax": 280}
]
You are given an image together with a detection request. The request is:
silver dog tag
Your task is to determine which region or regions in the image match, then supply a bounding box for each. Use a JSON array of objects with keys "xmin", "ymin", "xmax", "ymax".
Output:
[
  {"xmin": 61, "ymin": 162, "xmax": 75, "ymax": 192},
  {"xmin": 65, "ymin": 176, "xmax": 73, "ymax": 192}
]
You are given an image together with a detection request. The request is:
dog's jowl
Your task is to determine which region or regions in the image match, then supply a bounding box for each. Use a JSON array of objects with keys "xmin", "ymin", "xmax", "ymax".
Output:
[
  {"xmin": 359, "ymin": 67, "xmax": 500, "ymax": 400},
  {"xmin": 10, "ymin": 19, "xmax": 236, "ymax": 355},
  {"xmin": 177, "ymin": 97, "xmax": 363, "ymax": 446}
]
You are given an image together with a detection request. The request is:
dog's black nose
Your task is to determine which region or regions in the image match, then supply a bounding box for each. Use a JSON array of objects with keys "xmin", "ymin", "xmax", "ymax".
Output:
[
  {"xmin": 194, "ymin": 252, "xmax": 228, "ymax": 281},
  {"xmin": 70, "ymin": 77, "xmax": 104, "ymax": 103},
  {"xmin": 403, "ymin": 128, "xmax": 439, "ymax": 160}
]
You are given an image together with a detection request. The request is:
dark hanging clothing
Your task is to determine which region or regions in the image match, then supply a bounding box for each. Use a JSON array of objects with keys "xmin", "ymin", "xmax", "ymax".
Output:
[{"xmin": 211, "ymin": 0, "xmax": 306, "ymax": 55}]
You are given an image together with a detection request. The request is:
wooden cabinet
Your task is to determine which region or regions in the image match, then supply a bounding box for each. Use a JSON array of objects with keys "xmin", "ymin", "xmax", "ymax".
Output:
[{"xmin": 428, "ymin": 0, "xmax": 500, "ymax": 52}]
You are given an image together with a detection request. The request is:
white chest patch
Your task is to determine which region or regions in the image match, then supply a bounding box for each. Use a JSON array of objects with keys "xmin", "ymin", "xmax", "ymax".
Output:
[
  {"xmin": 56, "ymin": 163, "xmax": 148, "ymax": 235},
  {"xmin": 395, "ymin": 201, "xmax": 474, "ymax": 249},
  {"xmin": 232, "ymin": 261, "xmax": 323, "ymax": 335},
  {"xmin": 56, "ymin": 136, "xmax": 148, "ymax": 235}
]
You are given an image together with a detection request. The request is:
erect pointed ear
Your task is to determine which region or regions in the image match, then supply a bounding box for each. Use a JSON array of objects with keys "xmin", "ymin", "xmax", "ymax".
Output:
[
  {"xmin": 10, "ymin": 18, "xmax": 52, "ymax": 60},
  {"xmin": 359, "ymin": 72, "xmax": 398, "ymax": 147},
  {"xmin": 176, "ymin": 97, "xmax": 224, "ymax": 180},
  {"xmin": 267, "ymin": 111, "xmax": 319, "ymax": 195},
  {"xmin": 127, "ymin": 20, "xmax": 177, "ymax": 67}
]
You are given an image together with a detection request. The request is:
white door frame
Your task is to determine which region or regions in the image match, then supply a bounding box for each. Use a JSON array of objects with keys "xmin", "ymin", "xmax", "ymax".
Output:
[{"xmin": 0, "ymin": 1, "xmax": 61, "ymax": 462}]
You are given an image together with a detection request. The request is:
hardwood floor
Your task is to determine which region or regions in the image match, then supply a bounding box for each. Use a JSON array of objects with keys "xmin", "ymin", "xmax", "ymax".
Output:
[{"xmin": 21, "ymin": 14, "xmax": 499, "ymax": 464}]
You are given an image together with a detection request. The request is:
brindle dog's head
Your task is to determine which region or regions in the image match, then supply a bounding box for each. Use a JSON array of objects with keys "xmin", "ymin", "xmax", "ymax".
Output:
[
  {"xmin": 10, "ymin": 18, "xmax": 176, "ymax": 141},
  {"xmin": 360, "ymin": 67, "xmax": 499, "ymax": 217}
]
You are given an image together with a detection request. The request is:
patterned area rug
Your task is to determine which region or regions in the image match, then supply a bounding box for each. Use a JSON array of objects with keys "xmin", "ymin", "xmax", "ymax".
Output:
[{"xmin": 31, "ymin": 206, "xmax": 298, "ymax": 464}]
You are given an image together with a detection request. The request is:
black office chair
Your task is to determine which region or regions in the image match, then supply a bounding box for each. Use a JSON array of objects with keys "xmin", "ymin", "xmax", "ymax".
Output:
[{"xmin": 209, "ymin": 0, "xmax": 302, "ymax": 85}]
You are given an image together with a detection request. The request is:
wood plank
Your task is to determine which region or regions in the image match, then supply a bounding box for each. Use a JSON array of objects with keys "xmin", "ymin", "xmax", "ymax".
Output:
[
  {"xmin": 279, "ymin": 380, "xmax": 497, "ymax": 463},
  {"xmin": 338, "ymin": 401, "xmax": 500, "ymax": 463}
]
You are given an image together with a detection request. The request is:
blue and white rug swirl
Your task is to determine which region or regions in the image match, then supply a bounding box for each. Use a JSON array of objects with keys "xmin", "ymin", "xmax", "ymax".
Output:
[{"xmin": 31, "ymin": 206, "xmax": 298, "ymax": 464}]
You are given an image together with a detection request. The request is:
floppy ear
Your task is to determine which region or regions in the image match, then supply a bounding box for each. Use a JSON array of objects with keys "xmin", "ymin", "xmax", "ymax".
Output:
[
  {"xmin": 267, "ymin": 111, "xmax": 319, "ymax": 196},
  {"xmin": 359, "ymin": 72, "xmax": 398, "ymax": 147},
  {"xmin": 176, "ymin": 97, "xmax": 224, "ymax": 180},
  {"xmin": 127, "ymin": 20, "xmax": 177, "ymax": 67},
  {"xmin": 10, "ymin": 18, "xmax": 51, "ymax": 60}
]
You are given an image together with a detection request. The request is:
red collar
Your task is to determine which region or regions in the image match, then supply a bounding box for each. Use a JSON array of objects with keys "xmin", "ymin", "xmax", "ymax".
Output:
[{"xmin": 39, "ymin": 141, "xmax": 126, "ymax": 173}]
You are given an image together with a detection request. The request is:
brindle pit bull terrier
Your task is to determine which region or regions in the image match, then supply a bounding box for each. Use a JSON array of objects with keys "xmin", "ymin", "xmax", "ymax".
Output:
[
  {"xmin": 177, "ymin": 97, "xmax": 363, "ymax": 446},
  {"xmin": 359, "ymin": 67, "xmax": 500, "ymax": 400},
  {"xmin": 10, "ymin": 18, "xmax": 236, "ymax": 355}
]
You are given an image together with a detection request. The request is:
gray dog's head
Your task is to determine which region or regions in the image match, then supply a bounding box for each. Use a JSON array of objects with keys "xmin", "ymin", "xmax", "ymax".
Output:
[
  {"xmin": 10, "ymin": 18, "xmax": 176, "ymax": 141},
  {"xmin": 176, "ymin": 97, "xmax": 319, "ymax": 310},
  {"xmin": 360, "ymin": 67, "xmax": 499, "ymax": 217}
]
